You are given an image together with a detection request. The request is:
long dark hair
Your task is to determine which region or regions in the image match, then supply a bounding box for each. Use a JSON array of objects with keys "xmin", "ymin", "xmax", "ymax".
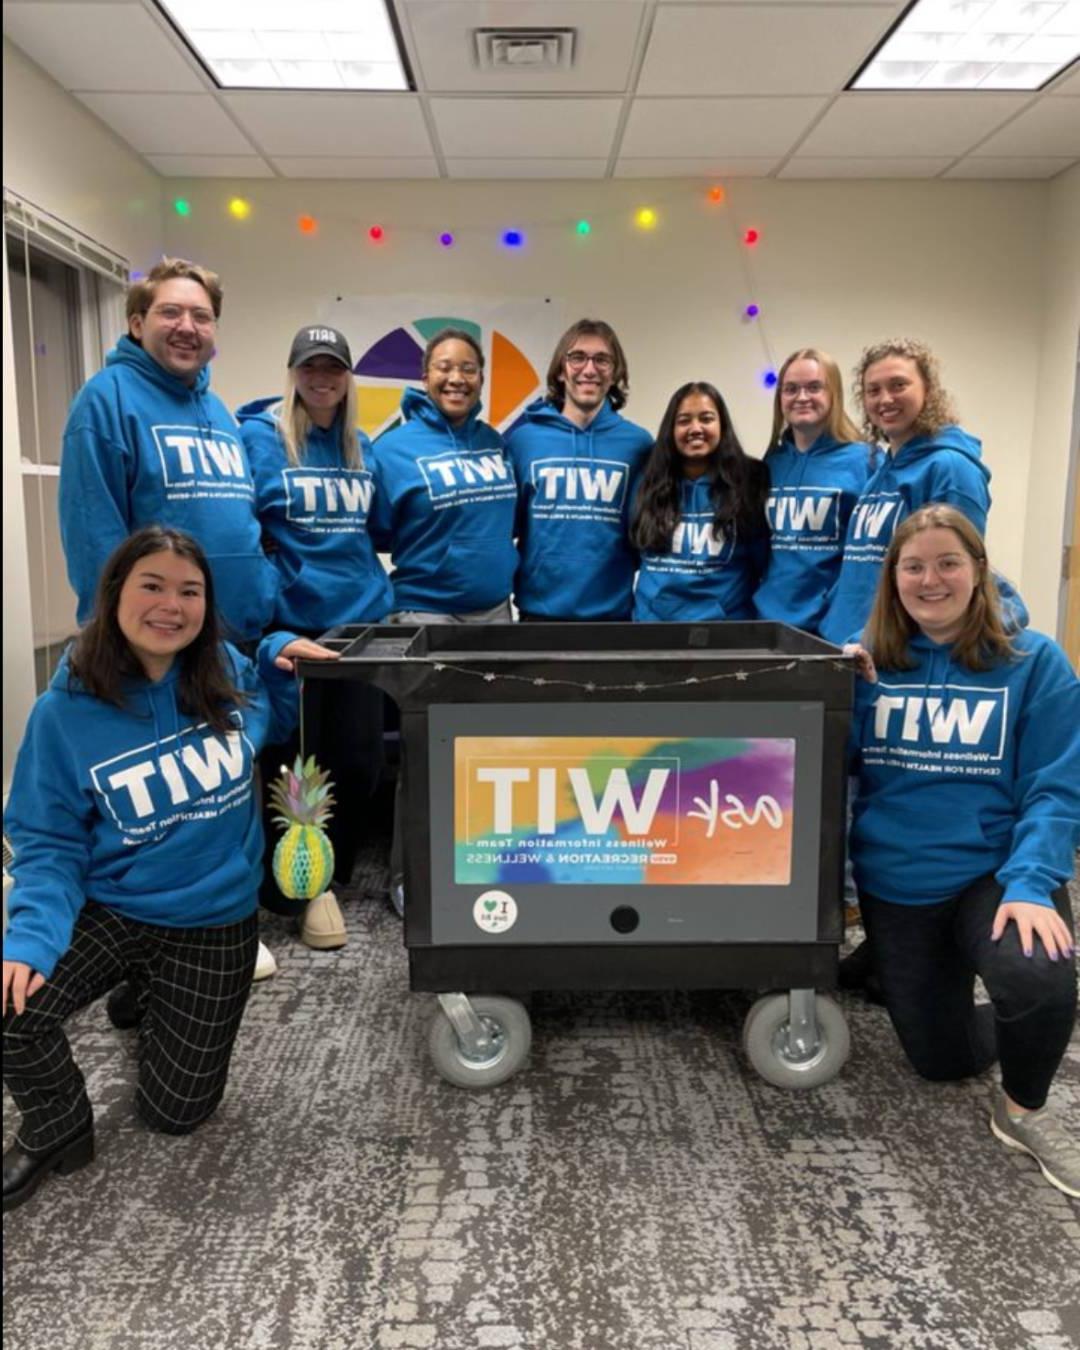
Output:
[
  {"xmin": 68, "ymin": 526, "xmax": 247, "ymax": 733},
  {"xmin": 631, "ymin": 382, "xmax": 767, "ymax": 553}
]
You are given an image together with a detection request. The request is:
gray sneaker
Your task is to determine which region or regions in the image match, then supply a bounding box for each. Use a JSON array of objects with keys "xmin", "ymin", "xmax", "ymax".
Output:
[{"xmin": 990, "ymin": 1093, "xmax": 1080, "ymax": 1198}]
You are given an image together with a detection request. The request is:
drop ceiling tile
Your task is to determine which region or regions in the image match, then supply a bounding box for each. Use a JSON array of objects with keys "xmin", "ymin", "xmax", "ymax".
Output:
[
  {"xmin": 405, "ymin": 1, "xmax": 644, "ymax": 93},
  {"xmin": 798, "ymin": 93, "xmax": 1028, "ymax": 156},
  {"xmin": 639, "ymin": 4, "xmax": 892, "ymax": 96},
  {"xmin": 444, "ymin": 158, "xmax": 608, "ymax": 178},
  {"xmin": 944, "ymin": 156, "xmax": 1078, "ymax": 178},
  {"xmin": 147, "ymin": 154, "xmax": 274, "ymax": 177},
  {"xmin": 621, "ymin": 98, "xmax": 827, "ymax": 157},
  {"xmin": 75, "ymin": 91, "xmax": 257, "ymax": 154},
  {"xmin": 972, "ymin": 97, "xmax": 1080, "ymax": 156},
  {"xmin": 614, "ymin": 156, "xmax": 778, "ymax": 177},
  {"xmin": 3, "ymin": 2, "xmax": 203, "ymax": 92},
  {"xmin": 270, "ymin": 156, "xmax": 440, "ymax": 178},
  {"xmin": 222, "ymin": 93, "xmax": 433, "ymax": 156},
  {"xmin": 779, "ymin": 156, "xmax": 953, "ymax": 177},
  {"xmin": 431, "ymin": 97, "xmax": 622, "ymax": 157}
]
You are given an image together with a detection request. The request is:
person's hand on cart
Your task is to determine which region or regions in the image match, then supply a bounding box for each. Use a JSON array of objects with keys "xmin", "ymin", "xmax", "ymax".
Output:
[
  {"xmin": 273, "ymin": 638, "xmax": 341, "ymax": 673},
  {"xmin": 843, "ymin": 643, "xmax": 877, "ymax": 684}
]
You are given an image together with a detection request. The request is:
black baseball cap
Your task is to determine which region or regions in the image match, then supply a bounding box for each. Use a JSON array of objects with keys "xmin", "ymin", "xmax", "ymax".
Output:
[{"xmin": 287, "ymin": 324, "xmax": 353, "ymax": 369}]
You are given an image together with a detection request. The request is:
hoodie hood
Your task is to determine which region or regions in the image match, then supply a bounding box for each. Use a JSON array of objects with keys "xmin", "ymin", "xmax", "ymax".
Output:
[
  {"xmin": 107, "ymin": 333, "xmax": 212, "ymax": 399},
  {"xmin": 632, "ymin": 473, "xmax": 766, "ymax": 622},
  {"xmin": 235, "ymin": 395, "xmax": 281, "ymax": 426},
  {"xmin": 4, "ymin": 636, "xmax": 303, "ymax": 980},
  {"xmin": 239, "ymin": 396, "xmax": 390, "ymax": 630},
  {"xmin": 753, "ymin": 435, "xmax": 875, "ymax": 635},
  {"xmin": 849, "ymin": 627, "xmax": 1080, "ymax": 909},
  {"xmin": 506, "ymin": 398, "xmax": 654, "ymax": 620},
  {"xmin": 818, "ymin": 422, "xmax": 991, "ymax": 647},
  {"xmin": 400, "ymin": 386, "xmax": 487, "ymax": 447},
  {"xmin": 366, "ymin": 389, "xmax": 517, "ymax": 614},
  {"xmin": 889, "ymin": 424, "xmax": 986, "ymax": 474},
  {"xmin": 60, "ymin": 337, "xmax": 278, "ymax": 640}
]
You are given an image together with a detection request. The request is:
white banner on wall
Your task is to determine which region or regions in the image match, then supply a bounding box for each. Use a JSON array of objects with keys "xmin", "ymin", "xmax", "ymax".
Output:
[{"xmin": 321, "ymin": 294, "xmax": 571, "ymax": 440}]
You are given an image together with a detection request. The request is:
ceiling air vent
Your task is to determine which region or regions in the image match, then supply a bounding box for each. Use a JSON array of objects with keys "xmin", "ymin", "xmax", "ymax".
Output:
[{"xmin": 474, "ymin": 28, "xmax": 576, "ymax": 73}]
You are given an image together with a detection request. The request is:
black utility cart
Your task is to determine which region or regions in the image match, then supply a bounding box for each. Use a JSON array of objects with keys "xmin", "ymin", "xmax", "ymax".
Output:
[{"xmin": 301, "ymin": 622, "xmax": 855, "ymax": 1090}]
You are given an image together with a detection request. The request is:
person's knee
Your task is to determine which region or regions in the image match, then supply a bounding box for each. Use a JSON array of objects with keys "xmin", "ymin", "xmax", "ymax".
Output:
[{"xmin": 984, "ymin": 940, "xmax": 1077, "ymax": 1018}]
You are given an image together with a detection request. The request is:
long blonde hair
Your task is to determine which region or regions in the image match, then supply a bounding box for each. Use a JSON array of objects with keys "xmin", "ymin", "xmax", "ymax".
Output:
[
  {"xmin": 864, "ymin": 505, "xmax": 1017, "ymax": 672},
  {"xmin": 769, "ymin": 347, "xmax": 861, "ymax": 448},
  {"xmin": 277, "ymin": 369, "xmax": 361, "ymax": 469}
]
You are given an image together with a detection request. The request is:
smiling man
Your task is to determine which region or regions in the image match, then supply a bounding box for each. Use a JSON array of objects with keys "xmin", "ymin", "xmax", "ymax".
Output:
[
  {"xmin": 58, "ymin": 257, "xmax": 277, "ymax": 642},
  {"xmin": 507, "ymin": 318, "xmax": 653, "ymax": 622}
]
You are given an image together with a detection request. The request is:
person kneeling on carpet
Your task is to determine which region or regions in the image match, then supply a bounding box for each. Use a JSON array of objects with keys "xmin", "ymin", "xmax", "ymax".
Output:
[
  {"xmin": 2, "ymin": 526, "xmax": 337, "ymax": 1213},
  {"xmin": 846, "ymin": 504, "xmax": 1078, "ymax": 1198}
]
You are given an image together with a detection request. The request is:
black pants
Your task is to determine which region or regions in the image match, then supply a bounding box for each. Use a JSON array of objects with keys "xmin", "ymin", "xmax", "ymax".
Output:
[
  {"xmin": 3, "ymin": 902, "xmax": 258, "ymax": 1153},
  {"xmin": 860, "ymin": 873, "xmax": 1077, "ymax": 1110},
  {"xmin": 259, "ymin": 676, "xmax": 385, "ymax": 914}
]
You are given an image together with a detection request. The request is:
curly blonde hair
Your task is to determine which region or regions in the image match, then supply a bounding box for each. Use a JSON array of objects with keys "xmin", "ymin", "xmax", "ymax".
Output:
[{"xmin": 854, "ymin": 337, "xmax": 958, "ymax": 444}]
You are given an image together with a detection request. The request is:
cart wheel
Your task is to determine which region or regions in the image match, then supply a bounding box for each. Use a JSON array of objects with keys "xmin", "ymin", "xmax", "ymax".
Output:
[
  {"xmin": 742, "ymin": 992, "xmax": 849, "ymax": 1090},
  {"xmin": 428, "ymin": 996, "xmax": 532, "ymax": 1089}
]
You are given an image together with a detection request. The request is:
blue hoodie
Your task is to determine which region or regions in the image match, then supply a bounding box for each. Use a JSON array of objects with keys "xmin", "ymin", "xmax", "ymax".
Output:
[
  {"xmin": 632, "ymin": 476, "xmax": 769, "ymax": 621},
  {"xmin": 237, "ymin": 398, "xmax": 392, "ymax": 633},
  {"xmin": 3, "ymin": 634, "xmax": 299, "ymax": 980},
  {"xmin": 849, "ymin": 629, "xmax": 1080, "ymax": 908},
  {"xmin": 753, "ymin": 433, "xmax": 875, "ymax": 634},
  {"xmin": 368, "ymin": 389, "xmax": 518, "ymax": 614},
  {"xmin": 818, "ymin": 425, "xmax": 989, "ymax": 646},
  {"xmin": 507, "ymin": 398, "xmax": 653, "ymax": 620},
  {"xmin": 59, "ymin": 337, "xmax": 278, "ymax": 640}
]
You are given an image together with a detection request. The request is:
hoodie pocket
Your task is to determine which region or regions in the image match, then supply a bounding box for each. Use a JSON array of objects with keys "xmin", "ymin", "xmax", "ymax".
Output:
[{"xmin": 439, "ymin": 536, "xmax": 517, "ymax": 610}]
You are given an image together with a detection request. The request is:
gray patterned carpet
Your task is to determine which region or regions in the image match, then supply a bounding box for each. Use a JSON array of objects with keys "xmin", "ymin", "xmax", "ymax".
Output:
[{"xmin": 4, "ymin": 822, "xmax": 1079, "ymax": 1350}]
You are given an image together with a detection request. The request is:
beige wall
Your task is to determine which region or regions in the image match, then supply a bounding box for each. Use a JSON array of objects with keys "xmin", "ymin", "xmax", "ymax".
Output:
[
  {"xmin": 2, "ymin": 41, "xmax": 164, "ymax": 791},
  {"xmin": 1023, "ymin": 164, "xmax": 1080, "ymax": 632},
  {"xmin": 164, "ymin": 174, "xmax": 1057, "ymax": 591},
  {"xmin": 3, "ymin": 38, "xmax": 1078, "ymax": 786}
]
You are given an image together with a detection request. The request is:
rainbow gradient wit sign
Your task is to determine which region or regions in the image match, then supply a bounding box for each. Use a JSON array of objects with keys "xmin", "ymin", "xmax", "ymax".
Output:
[{"xmin": 454, "ymin": 736, "xmax": 796, "ymax": 887}]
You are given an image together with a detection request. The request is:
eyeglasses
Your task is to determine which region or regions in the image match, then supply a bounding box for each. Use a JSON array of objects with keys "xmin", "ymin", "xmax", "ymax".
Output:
[
  {"xmin": 429, "ymin": 361, "xmax": 480, "ymax": 378},
  {"xmin": 565, "ymin": 350, "xmax": 614, "ymax": 372},
  {"xmin": 781, "ymin": 381, "xmax": 825, "ymax": 397},
  {"xmin": 148, "ymin": 303, "xmax": 217, "ymax": 330},
  {"xmin": 896, "ymin": 555, "xmax": 973, "ymax": 578}
]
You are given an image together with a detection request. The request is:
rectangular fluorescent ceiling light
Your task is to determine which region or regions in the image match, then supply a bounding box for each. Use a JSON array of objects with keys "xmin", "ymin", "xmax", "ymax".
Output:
[
  {"xmin": 155, "ymin": 0, "xmax": 411, "ymax": 90},
  {"xmin": 850, "ymin": 0, "xmax": 1080, "ymax": 90}
]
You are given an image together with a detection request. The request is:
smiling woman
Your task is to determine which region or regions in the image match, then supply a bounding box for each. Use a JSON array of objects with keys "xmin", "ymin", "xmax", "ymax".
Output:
[
  {"xmin": 1, "ymin": 525, "xmax": 338, "ymax": 1213},
  {"xmin": 847, "ymin": 503, "xmax": 1080, "ymax": 1198},
  {"xmin": 237, "ymin": 323, "xmax": 392, "ymax": 950}
]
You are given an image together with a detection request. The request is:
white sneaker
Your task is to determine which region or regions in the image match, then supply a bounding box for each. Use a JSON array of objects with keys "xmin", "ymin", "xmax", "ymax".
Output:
[
  {"xmin": 990, "ymin": 1092, "xmax": 1080, "ymax": 1198},
  {"xmin": 253, "ymin": 940, "xmax": 278, "ymax": 982},
  {"xmin": 299, "ymin": 891, "xmax": 348, "ymax": 950}
]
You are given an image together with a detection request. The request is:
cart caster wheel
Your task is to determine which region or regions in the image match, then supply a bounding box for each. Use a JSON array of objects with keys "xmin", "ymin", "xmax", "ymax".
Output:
[
  {"xmin": 428, "ymin": 996, "xmax": 532, "ymax": 1089},
  {"xmin": 742, "ymin": 992, "xmax": 849, "ymax": 1090}
]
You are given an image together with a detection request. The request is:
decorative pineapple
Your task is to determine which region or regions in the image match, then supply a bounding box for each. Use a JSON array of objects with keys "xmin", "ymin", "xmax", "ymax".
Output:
[{"xmin": 269, "ymin": 755, "xmax": 336, "ymax": 900}]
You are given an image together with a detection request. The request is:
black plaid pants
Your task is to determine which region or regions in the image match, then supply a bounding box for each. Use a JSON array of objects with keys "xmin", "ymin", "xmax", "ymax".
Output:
[{"xmin": 3, "ymin": 901, "xmax": 258, "ymax": 1154}]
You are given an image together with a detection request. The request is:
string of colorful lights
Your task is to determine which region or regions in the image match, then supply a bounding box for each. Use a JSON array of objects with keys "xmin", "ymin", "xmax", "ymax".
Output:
[{"xmin": 161, "ymin": 183, "xmax": 776, "ymax": 386}]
